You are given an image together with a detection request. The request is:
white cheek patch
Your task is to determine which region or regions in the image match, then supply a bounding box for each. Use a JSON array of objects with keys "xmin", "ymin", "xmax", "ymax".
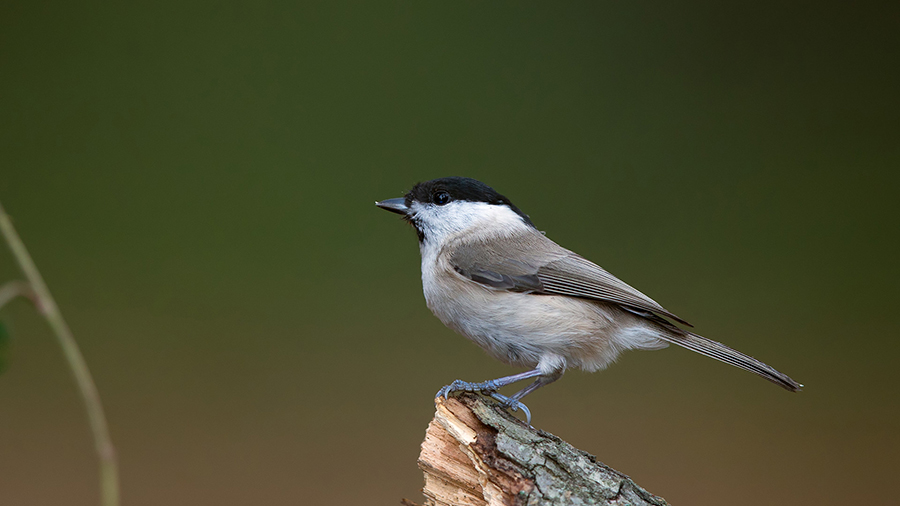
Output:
[{"xmin": 410, "ymin": 201, "xmax": 530, "ymax": 245}]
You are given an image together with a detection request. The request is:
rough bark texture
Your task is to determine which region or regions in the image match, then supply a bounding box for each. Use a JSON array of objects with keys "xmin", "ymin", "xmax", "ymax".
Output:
[{"xmin": 413, "ymin": 394, "xmax": 668, "ymax": 506}]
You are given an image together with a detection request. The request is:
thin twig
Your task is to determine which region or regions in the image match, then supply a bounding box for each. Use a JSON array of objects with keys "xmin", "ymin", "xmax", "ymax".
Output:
[
  {"xmin": 0, "ymin": 200, "xmax": 119, "ymax": 506},
  {"xmin": 0, "ymin": 280, "xmax": 37, "ymax": 310}
]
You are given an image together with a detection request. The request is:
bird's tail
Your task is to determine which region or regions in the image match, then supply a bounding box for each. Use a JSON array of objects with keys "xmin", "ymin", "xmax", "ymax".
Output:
[{"xmin": 659, "ymin": 331, "xmax": 803, "ymax": 392}]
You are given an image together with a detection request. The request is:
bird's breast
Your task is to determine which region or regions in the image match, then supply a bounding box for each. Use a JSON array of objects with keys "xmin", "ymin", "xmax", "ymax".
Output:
[{"xmin": 419, "ymin": 249, "xmax": 626, "ymax": 369}]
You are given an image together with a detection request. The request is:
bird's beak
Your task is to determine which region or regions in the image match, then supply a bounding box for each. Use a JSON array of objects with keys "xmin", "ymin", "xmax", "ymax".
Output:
[{"xmin": 375, "ymin": 197, "xmax": 409, "ymax": 216}]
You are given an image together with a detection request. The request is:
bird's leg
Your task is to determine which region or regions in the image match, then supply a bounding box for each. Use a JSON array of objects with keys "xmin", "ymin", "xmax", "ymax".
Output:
[
  {"xmin": 435, "ymin": 368, "xmax": 542, "ymax": 401},
  {"xmin": 511, "ymin": 369, "xmax": 563, "ymax": 402},
  {"xmin": 436, "ymin": 368, "xmax": 564, "ymax": 425},
  {"xmin": 490, "ymin": 369, "xmax": 564, "ymax": 425}
]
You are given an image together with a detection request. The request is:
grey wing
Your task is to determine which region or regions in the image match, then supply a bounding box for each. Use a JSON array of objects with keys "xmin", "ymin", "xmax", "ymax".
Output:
[
  {"xmin": 537, "ymin": 254, "xmax": 692, "ymax": 326},
  {"xmin": 449, "ymin": 230, "xmax": 692, "ymax": 326}
]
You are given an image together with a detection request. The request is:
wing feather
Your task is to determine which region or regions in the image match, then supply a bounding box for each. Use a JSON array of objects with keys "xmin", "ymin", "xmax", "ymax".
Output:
[{"xmin": 448, "ymin": 230, "xmax": 692, "ymax": 326}]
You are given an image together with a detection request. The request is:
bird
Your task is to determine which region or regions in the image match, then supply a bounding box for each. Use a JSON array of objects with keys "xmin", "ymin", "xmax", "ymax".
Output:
[{"xmin": 376, "ymin": 176, "xmax": 801, "ymax": 423}]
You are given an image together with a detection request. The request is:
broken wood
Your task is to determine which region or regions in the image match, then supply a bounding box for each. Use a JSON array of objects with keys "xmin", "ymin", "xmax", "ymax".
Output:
[{"xmin": 412, "ymin": 393, "xmax": 668, "ymax": 506}]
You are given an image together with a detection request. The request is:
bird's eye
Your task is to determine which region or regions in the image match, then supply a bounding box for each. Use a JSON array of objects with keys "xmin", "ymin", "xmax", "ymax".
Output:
[{"xmin": 433, "ymin": 191, "xmax": 451, "ymax": 205}]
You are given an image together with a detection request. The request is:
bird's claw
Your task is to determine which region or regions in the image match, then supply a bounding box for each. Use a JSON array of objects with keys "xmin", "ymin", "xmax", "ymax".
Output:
[
  {"xmin": 488, "ymin": 392, "xmax": 533, "ymax": 425},
  {"xmin": 435, "ymin": 380, "xmax": 533, "ymax": 425},
  {"xmin": 435, "ymin": 379, "xmax": 497, "ymax": 400}
]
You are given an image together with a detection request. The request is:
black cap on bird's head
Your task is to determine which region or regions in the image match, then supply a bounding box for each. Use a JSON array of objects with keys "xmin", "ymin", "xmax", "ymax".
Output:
[{"xmin": 376, "ymin": 176, "xmax": 534, "ymax": 227}]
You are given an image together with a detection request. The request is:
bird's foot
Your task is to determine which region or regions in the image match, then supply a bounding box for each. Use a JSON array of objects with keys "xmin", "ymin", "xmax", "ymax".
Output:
[
  {"xmin": 435, "ymin": 378, "xmax": 504, "ymax": 399},
  {"xmin": 487, "ymin": 392, "xmax": 533, "ymax": 426},
  {"xmin": 434, "ymin": 380, "xmax": 533, "ymax": 425}
]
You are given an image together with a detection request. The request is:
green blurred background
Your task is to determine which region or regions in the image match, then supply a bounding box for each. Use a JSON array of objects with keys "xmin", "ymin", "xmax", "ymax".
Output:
[{"xmin": 1, "ymin": 1, "xmax": 897, "ymax": 505}]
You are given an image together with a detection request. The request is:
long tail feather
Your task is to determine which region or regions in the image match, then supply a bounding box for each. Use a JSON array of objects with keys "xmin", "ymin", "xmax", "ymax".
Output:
[{"xmin": 661, "ymin": 331, "xmax": 802, "ymax": 391}]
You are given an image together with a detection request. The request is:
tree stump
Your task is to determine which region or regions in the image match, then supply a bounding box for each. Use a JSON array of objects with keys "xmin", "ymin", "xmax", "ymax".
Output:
[{"xmin": 411, "ymin": 393, "xmax": 668, "ymax": 506}]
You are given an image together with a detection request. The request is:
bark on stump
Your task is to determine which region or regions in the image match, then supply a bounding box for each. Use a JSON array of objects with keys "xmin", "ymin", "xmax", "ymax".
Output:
[{"xmin": 412, "ymin": 393, "xmax": 668, "ymax": 506}]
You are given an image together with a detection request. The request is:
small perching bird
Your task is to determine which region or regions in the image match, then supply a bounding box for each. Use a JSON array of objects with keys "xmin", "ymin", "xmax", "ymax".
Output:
[{"xmin": 377, "ymin": 177, "xmax": 801, "ymax": 423}]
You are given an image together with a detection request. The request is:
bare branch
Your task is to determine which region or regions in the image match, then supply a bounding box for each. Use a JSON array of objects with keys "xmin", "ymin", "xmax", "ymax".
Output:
[
  {"xmin": 0, "ymin": 280, "xmax": 38, "ymax": 310},
  {"xmin": 0, "ymin": 201, "xmax": 119, "ymax": 506}
]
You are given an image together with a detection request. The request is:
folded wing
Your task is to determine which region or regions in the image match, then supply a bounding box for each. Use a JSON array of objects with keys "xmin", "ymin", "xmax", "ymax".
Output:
[{"xmin": 448, "ymin": 230, "xmax": 691, "ymax": 326}]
